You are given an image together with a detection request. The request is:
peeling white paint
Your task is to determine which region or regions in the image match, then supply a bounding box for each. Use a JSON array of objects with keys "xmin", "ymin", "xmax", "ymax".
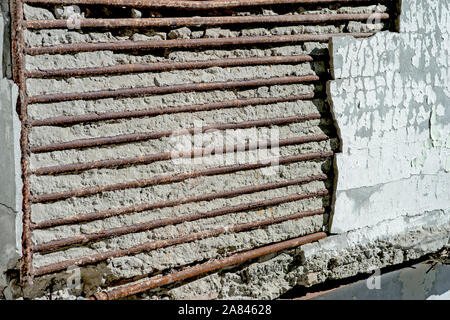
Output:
[{"xmin": 329, "ymin": 0, "xmax": 450, "ymax": 233}]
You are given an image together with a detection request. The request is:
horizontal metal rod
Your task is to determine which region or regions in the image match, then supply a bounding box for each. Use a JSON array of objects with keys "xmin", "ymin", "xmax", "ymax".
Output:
[
  {"xmin": 30, "ymin": 113, "xmax": 322, "ymax": 153},
  {"xmin": 30, "ymin": 93, "xmax": 316, "ymax": 127},
  {"xmin": 30, "ymin": 150, "xmax": 333, "ymax": 203},
  {"xmin": 89, "ymin": 232, "xmax": 327, "ymax": 300},
  {"xmin": 34, "ymin": 208, "xmax": 325, "ymax": 276},
  {"xmin": 25, "ymin": 33, "xmax": 373, "ymax": 55},
  {"xmin": 26, "ymin": 55, "xmax": 315, "ymax": 79},
  {"xmin": 32, "ymin": 133, "xmax": 329, "ymax": 176},
  {"xmin": 27, "ymin": 75, "xmax": 320, "ymax": 104},
  {"xmin": 24, "ymin": 0, "xmax": 386, "ymax": 10},
  {"xmin": 25, "ymin": 13, "xmax": 389, "ymax": 29},
  {"xmin": 33, "ymin": 189, "xmax": 328, "ymax": 253},
  {"xmin": 32, "ymin": 173, "xmax": 328, "ymax": 229}
]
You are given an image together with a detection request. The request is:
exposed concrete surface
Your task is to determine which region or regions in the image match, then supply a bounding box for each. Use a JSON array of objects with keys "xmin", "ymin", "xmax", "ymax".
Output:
[
  {"xmin": 329, "ymin": 0, "xmax": 450, "ymax": 233},
  {"xmin": 132, "ymin": 209, "xmax": 449, "ymax": 299},
  {"xmin": 3, "ymin": 0, "xmax": 449, "ymax": 300},
  {"xmin": 0, "ymin": 3, "xmax": 22, "ymax": 297},
  {"xmin": 4, "ymin": 3, "xmax": 356, "ymax": 299}
]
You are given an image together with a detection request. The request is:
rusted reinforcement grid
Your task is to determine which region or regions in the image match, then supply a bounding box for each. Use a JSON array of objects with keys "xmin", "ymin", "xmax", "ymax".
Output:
[
  {"xmin": 25, "ymin": 13, "xmax": 389, "ymax": 29},
  {"xmin": 24, "ymin": 0, "xmax": 385, "ymax": 9},
  {"xmin": 88, "ymin": 232, "xmax": 328, "ymax": 300},
  {"xmin": 32, "ymin": 172, "xmax": 329, "ymax": 229},
  {"xmin": 12, "ymin": 0, "xmax": 387, "ymax": 297},
  {"xmin": 29, "ymin": 113, "xmax": 323, "ymax": 153},
  {"xmin": 30, "ymin": 93, "xmax": 317, "ymax": 127},
  {"xmin": 25, "ymin": 33, "xmax": 374, "ymax": 55},
  {"xmin": 34, "ymin": 189, "xmax": 329, "ymax": 253},
  {"xmin": 35, "ymin": 210, "xmax": 326, "ymax": 276}
]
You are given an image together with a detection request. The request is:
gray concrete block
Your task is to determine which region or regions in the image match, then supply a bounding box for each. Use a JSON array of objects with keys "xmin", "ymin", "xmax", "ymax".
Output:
[
  {"xmin": 313, "ymin": 262, "xmax": 450, "ymax": 300},
  {"xmin": 0, "ymin": 77, "xmax": 22, "ymax": 293}
]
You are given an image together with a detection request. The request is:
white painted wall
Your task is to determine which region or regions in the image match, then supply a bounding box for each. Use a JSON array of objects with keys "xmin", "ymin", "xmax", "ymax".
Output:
[{"xmin": 329, "ymin": 0, "xmax": 450, "ymax": 233}]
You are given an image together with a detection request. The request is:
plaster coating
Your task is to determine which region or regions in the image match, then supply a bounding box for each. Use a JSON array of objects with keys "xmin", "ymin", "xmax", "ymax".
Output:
[{"xmin": 328, "ymin": 0, "xmax": 450, "ymax": 233}]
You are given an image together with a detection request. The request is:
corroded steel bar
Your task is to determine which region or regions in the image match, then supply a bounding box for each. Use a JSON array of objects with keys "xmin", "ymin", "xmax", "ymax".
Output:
[
  {"xmin": 31, "ymin": 150, "xmax": 333, "ymax": 203},
  {"xmin": 24, "ymin": 0, "xmax": 385, "ymax": 10},
  {"xmin": 31, "ymin": 93, "xmax": 316, "ymax": 127},
  {"xmin": 34, "ymin": 208, "xmax": 325, "ymax": 276},
  {"xmin": 30, "ymin": 113, "xmax": 322, "ymax": 153},
  {"xmin": 33, "ymin": 189, "xmax": 328, "ymax": 253},
  {"xmin": 25, "ymin": 13, "xmax": 389, "ymax": 29},
  {"xmin": 27, "ymin": 75, "xmax": 320, "ymax": 104},
  {"xmin": 32, "ymin": 173, "xmax": 328, "ymax": 229},
  {"xmin": 24, "ymin": 33, "xmax": 373, "ymax": 55},
  {"xmin": 26, "ymin": 55, "xmax": 315, "ymax": 79},
  {"xmin": 32, "ymin": 134, "xmax": 330, "ymax": 176},
  {"xmin": 10, "ymin": 0, "xmax": 34, "ymax": 285},
  {"xmin": 90, "ymin": 232, "xmax": 327, "ymax": 300}
]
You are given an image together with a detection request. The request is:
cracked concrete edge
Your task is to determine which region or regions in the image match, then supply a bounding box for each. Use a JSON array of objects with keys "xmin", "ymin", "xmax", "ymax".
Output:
[
  {"xmin": 296, "ymin": 208, "xmax": 450, "ymax": 287},
  {"xmin": 0, "ymin": 3, "xmax": 23, "ymax": 297},
  {"xmin": 128, "ymin": 208, "xmax": 449, "ymax": 300}
]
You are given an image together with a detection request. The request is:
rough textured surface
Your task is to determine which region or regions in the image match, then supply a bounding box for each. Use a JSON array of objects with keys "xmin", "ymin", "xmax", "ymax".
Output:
[
  {"xmin": 5, "ymin": 2, "xmax": 358, "ymax": 299},
  {"xmin": 329, "ymin": 0, "xmax": 450, "ymax": 233},
  {"xmin": 3, "ymin": 1, "xmax": 449, "ymax": 301},
  {"xmin": 134, "ymin": 208, "xmax": 450, "ymax": 299}
]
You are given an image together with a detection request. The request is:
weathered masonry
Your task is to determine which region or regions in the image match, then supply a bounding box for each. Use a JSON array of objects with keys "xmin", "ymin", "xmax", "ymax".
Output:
[{"xmin": 0, "ymin": 0, "xmax": 448, "ymax": 300}]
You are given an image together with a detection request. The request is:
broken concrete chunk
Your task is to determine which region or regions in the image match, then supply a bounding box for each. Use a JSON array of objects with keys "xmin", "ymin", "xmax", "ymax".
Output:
[
  {"xmin": 23, "ymin": 4, "xmax": 55, "ymax": 20},
  {"xmin": 241, "ymin": 28, "xmax": 271, "ymax": 37},
  {"xmin": 347, "ymin": 21, "xmax": 384, "ymax": 33},
  {"xmin": 131, "ymin": 8, "xmax": 142, "ymax": 19},
  {"xmin": 54, "ymin": 5, "xmax": 84, "ymax": 20},
  {"xmin": 262, "ymin": 9, "xmax": 278, "ymax": 16},
  {"xmin": 168, "ymin": 27, "xmax": 192, "ymax": 39},
  {"xmin": 204, "ymin": 28, "xmax": 238, "ymax": 38}
]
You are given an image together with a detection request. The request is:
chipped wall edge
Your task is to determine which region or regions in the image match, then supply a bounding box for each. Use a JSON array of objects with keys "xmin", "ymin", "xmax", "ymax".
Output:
[
  {"xmin": 0, "ymin": 2, "xmax": 23, "ymax": 298},
  {"xmin": 328, "ymin": 0, "xmax": 450, "ymax": 236}
]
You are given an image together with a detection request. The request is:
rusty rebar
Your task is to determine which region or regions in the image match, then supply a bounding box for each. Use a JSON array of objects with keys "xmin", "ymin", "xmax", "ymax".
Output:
[
  {"xmin": 26, "ymin": 55, "xmax": 315, "ymax": 79},
  {"xmin": 24, "ymin": 0, "xmax": 385, "ymax": 10},
  {"xmin": 10, "ymin": 0, "xmax": 34, "ymax": 285},
  {"xmin": 27, "ymin": 75, "xmax": 320, "ymax": 104},
  {"xmin": 25, "ymin": 13, "xmax": 389, "ymax": 29},
  {"xmin": 24, "ymin": 33, "xmax": 373, "ymax": 55},
  {"xmin": 32, "ymin": 134, "xmax": 329, "ymax": 176},
  {"xmin": 33, "ymin": 189, "xmax": 328, "ymax": 253},
  {"xmin": 30, "ymin": 113, "xmax": 322, "ymax": 154},
  {"xmin": 31, "ymin": 150, "xmax": 333, "ymax": 204},
  {"xmin": 32, "ymin": 173, "xmax": 328, "ymax": 229},
  {"xmin": 89, "ymin": 232, "xmax": 327, "ymax": 300},
  {"xmin": 34, "ymin": 208, "xmax": 325, "ymax": 277},
  {"xmin": 30, "ymin": 93, "xmax": 317, "ymax": 127}
]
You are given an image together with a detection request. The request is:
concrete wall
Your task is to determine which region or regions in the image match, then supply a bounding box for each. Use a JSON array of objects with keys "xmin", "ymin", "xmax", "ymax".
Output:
[
  {"xmin": 0, "ymin": 2, "xmax": 23, "ymax": 296},
  {"xmin": 0, "ymin": 0, "xmax": 448, "ymax": 300},
  {"xmin": 292, "ymin": 0, "xmax": 450, "ymax": 289}
]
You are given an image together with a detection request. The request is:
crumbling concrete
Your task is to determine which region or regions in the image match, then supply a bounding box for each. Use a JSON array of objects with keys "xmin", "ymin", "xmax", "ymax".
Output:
[
  {"xmin": 135, "ymin": 208, "xmax": 449, "ymax": 300},
  {"xmin": 1, "ymin": 0, "xmax": 448, "ymax": 300}
]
